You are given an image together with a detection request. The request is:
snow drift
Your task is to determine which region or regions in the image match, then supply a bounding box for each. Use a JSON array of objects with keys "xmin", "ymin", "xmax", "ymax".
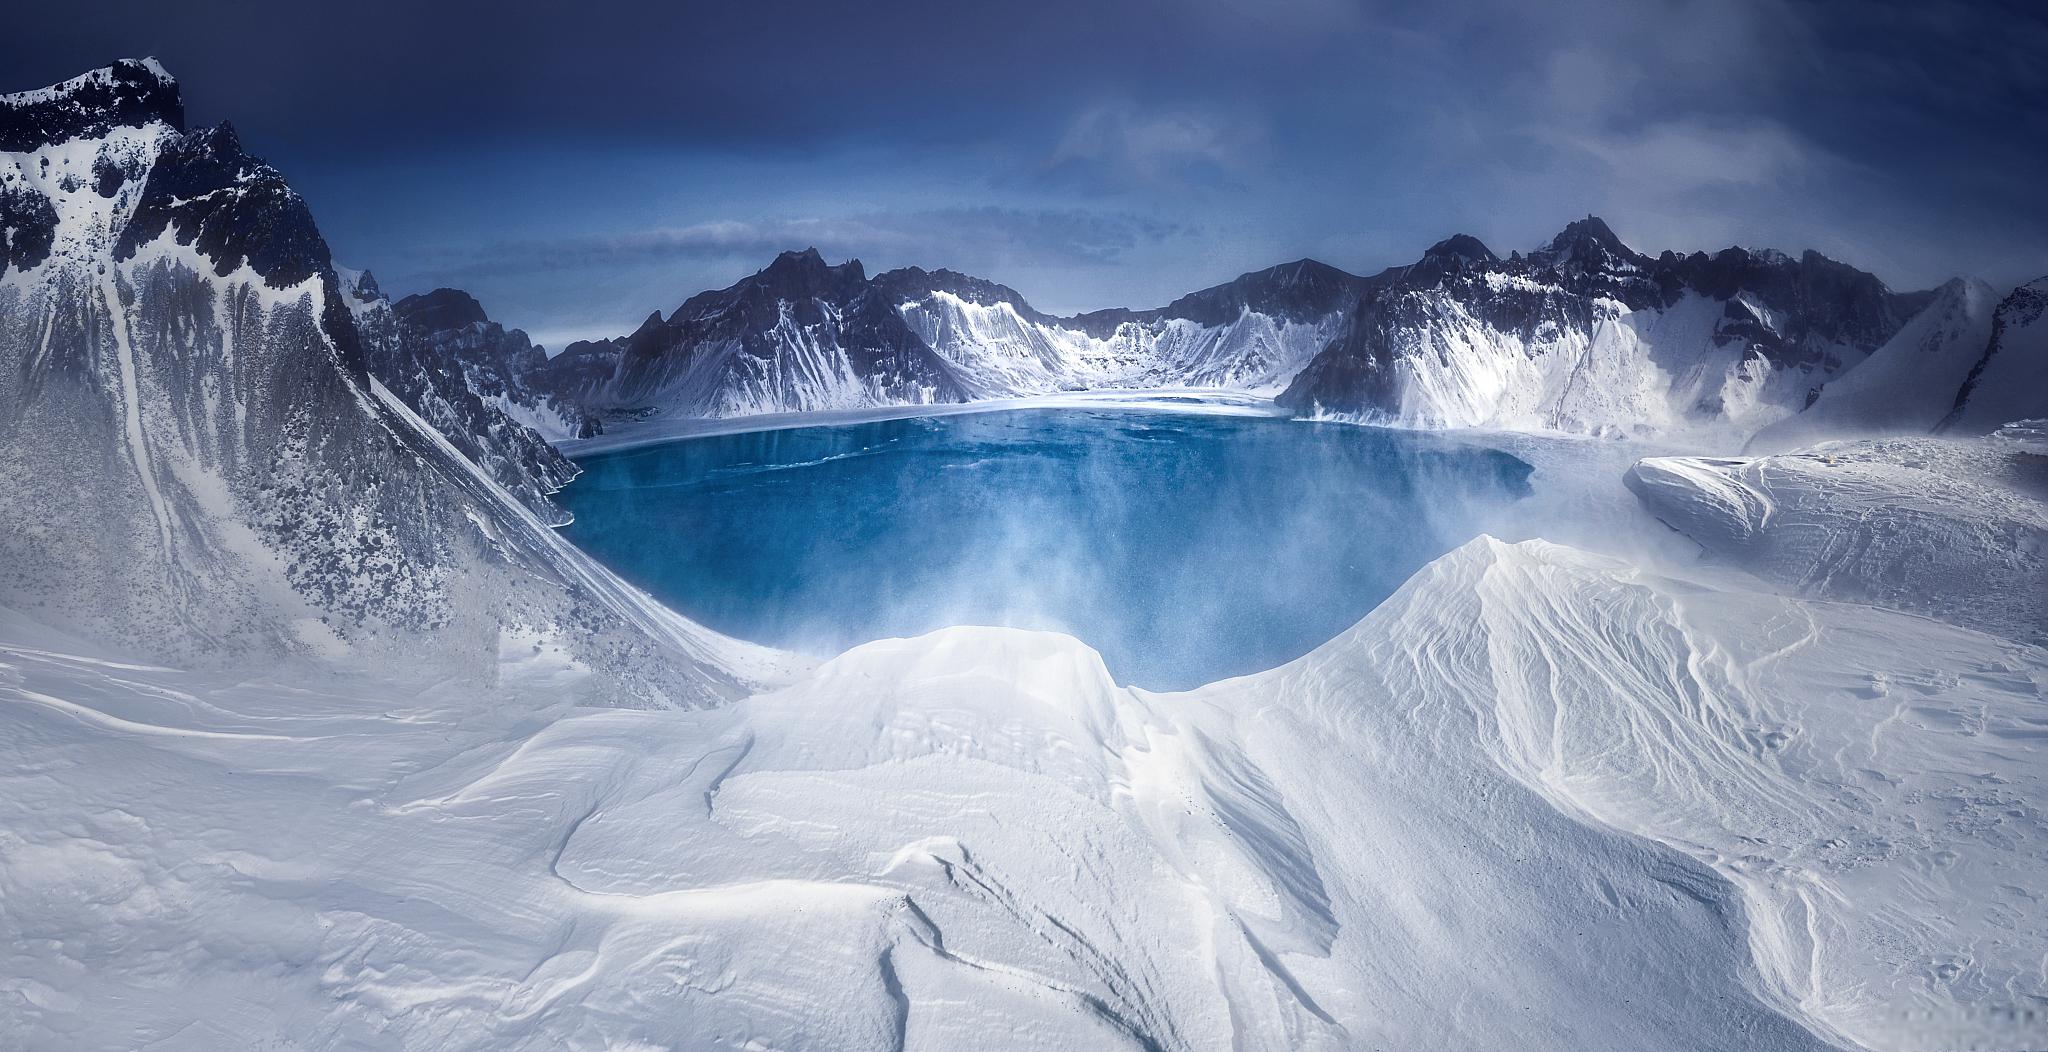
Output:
[{"xmin": 3, "ymin": 536, "xmax": 2042, "ymax": 1050}]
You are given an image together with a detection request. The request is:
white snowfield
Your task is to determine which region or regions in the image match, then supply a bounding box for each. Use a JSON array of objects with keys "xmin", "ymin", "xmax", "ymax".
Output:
[
  {"xmin": 901, "ymin": 290, "xmax": 1341, "ymax": 397},
  {"xmin": 1628, "ymin": 437, "xmax": 2048, "ymax": 644},
  {"xmin": 1315, "ymin": 288, "xmax": 1843, "ymax": 441},
  {"xmin": 3, "ymin": 529, "xmax": 2043, "ymax": 1051},
  {"xmin": 1750, "ymin": 280, "xmax": 2000, "ymax": 452}
]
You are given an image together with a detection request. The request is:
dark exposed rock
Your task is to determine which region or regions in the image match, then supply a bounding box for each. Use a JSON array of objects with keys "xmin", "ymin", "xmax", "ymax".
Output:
[
  {"xmin": 0, "ymin": 182, "xmax": 59, "ymax": 272},
  {"xmin": 394, "ymin": 287, "xmax": 490, "ymax": 332},
  {"xmin": 1151, "ymin": 258, "xmax": 1376, "ymax": 328},
  {"xmin": 115, "ymin": 122, "xmax": 334, "ymax": 292},
  {"xmin": 356, "ymin": 280, "xmax": 591, "ymax": 523},
  {"xmin": 0, "ymin": 59, "xmax": 182, "ymax": 152}
]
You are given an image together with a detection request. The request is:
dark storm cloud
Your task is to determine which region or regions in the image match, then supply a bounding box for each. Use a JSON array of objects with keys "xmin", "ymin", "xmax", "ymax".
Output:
[
  {"xmin": 5, "ymin": 0, "xmax": 2042, "ymax": 340},
  {"xmin": 411, "ymin": 207, "xmax": 1187, "ymax": 280}
]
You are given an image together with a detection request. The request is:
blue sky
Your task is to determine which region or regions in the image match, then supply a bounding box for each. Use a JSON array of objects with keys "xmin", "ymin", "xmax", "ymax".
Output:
[{"xmin": 9, "ymin": 0, "xmax": 2044, "ymax": 348}]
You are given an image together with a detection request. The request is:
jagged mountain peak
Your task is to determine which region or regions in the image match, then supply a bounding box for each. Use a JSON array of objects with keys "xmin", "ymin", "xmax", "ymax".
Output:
[
  {"xmin": 674, "ymin": 247, "xmax": 871, "ymax": 315},
  {"xmin": 1268, "ymin": 257, "xmax": 1349, "ymax": 284},
  {"xmin": 766, "ymin": 245, "xmax": 827, "ymax": 272},
  {"xmin": 629, "ymin": 309, "xmax": 667, "ymax": 337},
  {"xmin": 0, "ymin": 58, "xmax": 182, "ymax": 151},
  {"xmin": 1531, "ymin": 214, "xmax": 1640, "ymax": 270},
  {"xmin": 1159, "ymin": 256, "xmax": 1369, "ymax": 326},
  {"xmin": 871, "ymin": 264, "xmax": 1049, "ymax": 321},
  {"xmin": 1925, "ymin": 274, "xmax": 1993, "ymax": 306},
  {"xmin": 1396, "ymin": 234, "xmax": 1499, "ymax": 285},
  {"xmin": 1550, "ymin": 214, "xmax": 1626, "ymax": 246},
  {"xmin": 394, "ymin": 287, "xmax": 490, "ymax": 331},
  {"xmin": 1423, "ymin": 233, "xmax": 1495, "ymax": 264},
  {"xmin": 762, "ymin": 245, "xmax": 864, "ymax": 282},
  {"xmin": 346, "ymin": 268, "xmax": 383, "ymax": 301},
  {"xmin": 109, "ymin": 118, "xmax": 333, "ymax": 290}
]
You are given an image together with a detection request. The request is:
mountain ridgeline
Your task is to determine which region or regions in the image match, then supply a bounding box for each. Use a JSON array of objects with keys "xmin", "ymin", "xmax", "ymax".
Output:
[
  {"xmin": 5, "ymin": 59, "xmax": 2040, "ymax": 685},
  {"xmin": 0, "ymin": 60, "xmax": 770, "ymax": 701},
  {"xmin": 480, "ymin": 219, "xmax": 2042, "ymax": 447}
]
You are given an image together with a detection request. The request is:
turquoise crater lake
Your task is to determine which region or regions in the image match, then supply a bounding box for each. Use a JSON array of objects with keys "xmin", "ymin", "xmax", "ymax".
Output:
[{"xmin": 558, "ymin": 409, "xmax": 1535, "ymax": 689}]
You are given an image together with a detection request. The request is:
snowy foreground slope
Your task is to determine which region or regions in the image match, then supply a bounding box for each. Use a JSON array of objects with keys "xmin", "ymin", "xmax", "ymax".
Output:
[
  {"xmin": 3, "ymin": 536, "xmax": 2043, "ymax": 1050},
  {"xmin": 1629, "ymin": 437, "xmax": 2048, "ymax": 643}
]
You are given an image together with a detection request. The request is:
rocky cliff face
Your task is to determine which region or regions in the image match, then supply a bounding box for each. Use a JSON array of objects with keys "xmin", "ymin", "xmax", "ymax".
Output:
[
  {"xmin": 347, "ymin": 277, "xmax": 588, "ymax": 525},
  {"xmin": 0, "ymin": 60, "xmax": 766, "ymax": 704},
  {"xmin": 556, "ymin": 249, "xmax": 971, "ymax": 418}
]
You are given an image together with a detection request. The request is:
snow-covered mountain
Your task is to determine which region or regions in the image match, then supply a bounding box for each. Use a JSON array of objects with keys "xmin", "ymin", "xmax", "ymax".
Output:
[
  {"xmin": 884, "ymin": 256, "xmax": 1370, "ymax": 395},
  {"xmin": 1747, "ymin": 277, "xmax": 1999, "ymax": 450},
  {"xmin": 519, "ymin": 218, "xmax": 2002, "ymax": 447},
  {"xmin": 0, "ymin": 60, "xmax": 778, "ymax": 702},
  {"xmin": 1941, "ymin": 276, "xmax": 2048, "ymax": 434},
  {"xmin": 346, "ymin": 276, "xmax": 590, "ymax": 525},
  {"xmin": 545, "ymin": 249, "xmax": 971, "ymax": 418},
  {"xmin": 1278, "ymin": 219, "xmax": 1934, "ymax": 439},
  {"xmin": 4, "ymin": 59, "xmax": 2045, "ymax": 1052},
  {"xmin": 543, "ymin": 251, "xmax": 1371, "ymax": 424}
]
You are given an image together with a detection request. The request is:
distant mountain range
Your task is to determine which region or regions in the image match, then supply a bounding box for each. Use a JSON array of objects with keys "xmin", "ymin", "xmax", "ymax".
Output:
[
  {"xmin": 4, "ymin": 60, "xmax": 2044, "ymax": 665},
  {"xmin": 401, "ymin": 217, "xmax": 2040, "ymax": 451}
]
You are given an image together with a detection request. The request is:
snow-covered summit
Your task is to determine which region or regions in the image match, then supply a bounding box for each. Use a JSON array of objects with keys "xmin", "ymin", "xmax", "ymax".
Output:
[
  {"xmin": 1750, "ymin": 277, "xmax": 2000, "ymax": 450},
  {"xmin": 1529, "ymin": 214, "xmax": 1641, "ymax": 272},
  {"xmin": 0, "ymin": 60, "xmax": 772, "ymax": 702},
  {"xmin": 1938, "ymin": 275, "xmax": 2048, "ymax": 434},
  {"xmin": 0, "ymin": 58, "xmax": 180, "ymax": 152},
  {"xmin": 1274, "ymin": 219, "xmax": 1931, "ymax": 438}
]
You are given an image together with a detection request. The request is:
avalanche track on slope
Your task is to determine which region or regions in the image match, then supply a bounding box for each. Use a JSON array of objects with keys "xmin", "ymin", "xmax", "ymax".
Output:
[{"xmin": 3, "ymin": 534, "xmax": 2041, "ymax": 1051}]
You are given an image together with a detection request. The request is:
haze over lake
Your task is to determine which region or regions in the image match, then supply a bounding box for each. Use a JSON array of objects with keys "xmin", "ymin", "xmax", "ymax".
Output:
[{"xmin": 561, "ymin": 409, "xmax": 1534, "ymax": 687}]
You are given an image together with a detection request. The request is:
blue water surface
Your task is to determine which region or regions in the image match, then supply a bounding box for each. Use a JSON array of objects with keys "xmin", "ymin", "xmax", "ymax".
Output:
[{"xmin": 559, "ymin": 409, "xmax": 1533, "ymax": 689}]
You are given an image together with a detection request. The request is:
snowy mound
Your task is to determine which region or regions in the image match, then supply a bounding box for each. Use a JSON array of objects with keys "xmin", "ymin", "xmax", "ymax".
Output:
[
  {"xmin": 5, "ymin": 537, "xmax": 2042, "ymax": 1050},
  {"xmin": 1628, "ymin": 437, "xmax": 2048, "ymax": 643}
]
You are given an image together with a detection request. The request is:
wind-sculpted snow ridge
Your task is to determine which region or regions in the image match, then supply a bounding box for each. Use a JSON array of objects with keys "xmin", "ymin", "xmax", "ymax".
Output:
[
  {"xmin": 0, "ymin": 61, "xmax": 785, "ymax": 704},
  {"xmin": 3, "ymin": 537, "xmax": 2040, "ymax": 1049},
  {"xmin": 1628, "ymin": 436, "xmax": 2048, "ymax": 644}
]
